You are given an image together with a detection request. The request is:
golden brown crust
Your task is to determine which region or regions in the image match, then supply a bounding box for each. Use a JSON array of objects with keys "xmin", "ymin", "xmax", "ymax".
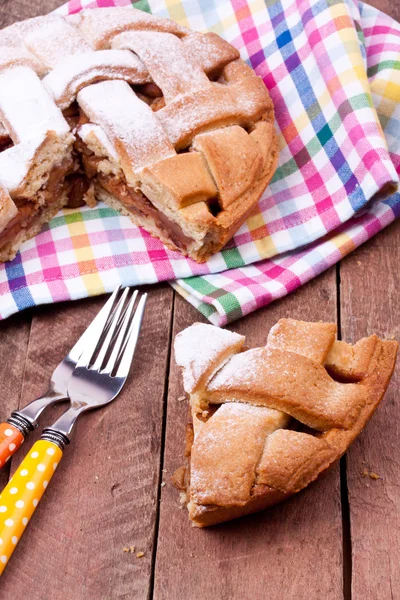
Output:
[
  {"xmin": 173, "ymin": 319, "xmax": 398, "ymax": 527},
  {"xmin": 205, "ymin": 347, "xmax": 367, "ymax": 431},
  {"xmin": 324, "ymin": 336, "xmax": 378, "ymax": 381},
  {"xmin": 192, "ymin": 126, "xmax": 263, "ymax": 209},
  {"xmin": 140, "ymin": 152, "xmax": 218, "ymax": 210},
  {"xmin": 190, "ymin": 403, "xmax": 290, "ymax": 507},
  {"xmin": 256, "ymin": 429, "xmax": 336, "ymax": 493},
  {"xmin": 187, "ymin": 486, "xmax": 290, "ymax": 528},
  {"xmin": 267, "ymin": 319, "xmax": 337, "ymax": 363}
]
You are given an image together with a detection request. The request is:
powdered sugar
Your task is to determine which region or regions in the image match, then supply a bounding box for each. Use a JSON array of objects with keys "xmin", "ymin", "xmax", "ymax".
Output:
[
  {"xmin": 0, "ymin": 47, "xmax": 48, "ymax": 77},
  {"xmin": 76, "ymin": 7, "xmax": 188, "ymax": 50},
  {"xmin": 78, "ymin": 123, "xmax": 118, "ymax": 161},
  {"xmin": 44, "ymin": 50, "xmax": 149, "ymax": 109},
  {"xmin": 0, "ymin": 14, "xmax": 61, "ymax": 49},
  {"xmin": 207, "ymin": 348, "xmax": 266, "ymax": 390},
  {"xmin": 0, "ymin": 132, "xmax": 47, "ymax": 192},
  {"xmin": 183, "ymin": 32, "xmax": 239, "ymax": 74},
  {"xmin": 0, "ymin": 66, "xmax": 70, "ymax": 144},
  {"xmin": 112, "ymin": 31, "xmax": 209, "ymax": 103},
  {"xmin": 24, "ymin": 18, "xmax": 92, "ymax": 68},
  {"xmin": 174, "ymin": 323, "xmax": 245, "ymax": 393},
  {"xmin": 77, "ymin": 80, "xmax": 175, "ymax": 179}
]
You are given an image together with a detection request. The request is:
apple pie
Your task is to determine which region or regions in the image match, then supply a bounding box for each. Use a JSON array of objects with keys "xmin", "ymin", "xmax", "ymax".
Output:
[
  {"xmin": 0, "ymin": 8, "xmax": 278, "ymax": 264},
  {"xmin": 173, "ymin": 319, "xmax": 398, "ymax": 527}
]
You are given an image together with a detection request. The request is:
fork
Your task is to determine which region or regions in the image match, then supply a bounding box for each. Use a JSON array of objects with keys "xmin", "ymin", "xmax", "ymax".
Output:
[
  {"xmin": 0, "ymin": 285, "xmax": 122, "ymax": 467},
  {"xmin": 0, "ymin": 288, "xmax": 147, "ymax": 573}
]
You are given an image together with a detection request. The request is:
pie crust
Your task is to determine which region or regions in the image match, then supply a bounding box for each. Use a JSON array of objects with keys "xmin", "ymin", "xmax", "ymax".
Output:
[
  {"xmin": 173, "ymin": 319, "xmax": 398, "ymax": 526},
  {"xmin": 0, "ymin": 8, "xmax": 278, "ymax": 263}
]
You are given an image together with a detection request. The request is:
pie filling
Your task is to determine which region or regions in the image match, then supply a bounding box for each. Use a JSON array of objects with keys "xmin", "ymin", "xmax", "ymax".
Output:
[
  {"xmin": 0, "ymin": 158, "xmax": 82, "ymax": 251},
  {"xmin": 1, "ymin": 87, "xmax": 213, "ymax": 255},
  {"xmin": 78, "ymin": 140, "xmax": 200, "ymax": 251},
  {"xmin": 97, "ymin": 172, "xmax": 195, "ymax": 251}
]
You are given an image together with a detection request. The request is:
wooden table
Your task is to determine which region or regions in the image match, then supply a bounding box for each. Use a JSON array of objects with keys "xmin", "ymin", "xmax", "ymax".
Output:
[{"xmin": 1, "ymin": 1, "xmax": 399, "ymax": 598}]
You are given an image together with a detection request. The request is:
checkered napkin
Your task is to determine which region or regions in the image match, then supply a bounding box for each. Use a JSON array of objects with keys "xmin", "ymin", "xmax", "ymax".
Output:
[{"xmin": 0, "ymin": 0, "xmax": 399, "ymax": 323}]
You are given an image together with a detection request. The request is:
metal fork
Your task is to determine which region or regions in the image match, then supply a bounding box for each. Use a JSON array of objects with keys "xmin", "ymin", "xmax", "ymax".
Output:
[
  {"xmin": 0, "ymin": 285, "xmax": 122, "ymax": 466},
  {"xmin": 0, "ymin": 288, "xmax": 147, "ymax": 574}
]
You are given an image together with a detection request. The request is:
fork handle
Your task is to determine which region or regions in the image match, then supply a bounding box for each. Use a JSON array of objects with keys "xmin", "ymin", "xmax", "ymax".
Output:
[
  {"xmin": 0, "ymin": 423, "xmax": 25, "ymax": 468},
  {"xmin": 0, "ymin": 439, "xmax": 62, "ymax": 574}
]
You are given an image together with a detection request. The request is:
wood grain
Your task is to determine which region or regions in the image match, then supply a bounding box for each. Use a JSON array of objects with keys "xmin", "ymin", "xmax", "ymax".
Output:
[
  {"xmin": 0, "ymin": 312, "xmax": 30, "ymax": 489},
  {"xmin": 1, "ymin": 285, "xmax": 174, "ymax": 600},
  {"xmin": 0, "ymin": 0, "xmax": 64, "ymax": 28},
  {"xmin": 366, "ymin": 0, "xmax": 399, "ymax": 22},
  {"xmin": 339, "ymin": 219, "xmax": 400, "ymax": 600},
  {"xmin": 154, "ymin": 270, "xmax": 344, "ymax": 600}
]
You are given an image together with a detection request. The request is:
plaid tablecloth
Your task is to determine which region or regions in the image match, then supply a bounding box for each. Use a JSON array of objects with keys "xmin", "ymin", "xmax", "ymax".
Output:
[{"xmin": 0, "ymin": 0, "xmax": 399, "ymax": 323}]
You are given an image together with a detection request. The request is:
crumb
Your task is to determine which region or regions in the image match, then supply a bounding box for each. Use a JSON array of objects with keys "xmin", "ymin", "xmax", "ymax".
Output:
[
  {"xmin": 161, "ymin": 482, "xmax": 166, "ymax": 488},
  {"xmin": 136, "ymin": 552, "xmax": 145, "ymax": 558},
  {"xmin": 83, "ymin": 184, "xmax": 97, "ymax": 208},
  {"xmin": 123, "ymin": 547, "xmax": 130, "ymax": 553},
  {"xmin": 130, "ymin": 545, "xmax": 135, "ymax": 553},
  {"xmin": 162, "ymin": 468, "xmax": 167, "ymax": 473},
  {"xmin": 357, "ymin": 260, "xmax": 361, "ymax": 266},
  {"xmin": 201, "ymin": 410, "xmax": 209, "ymax": 418},
  {"xmin": 178, "ymin": 395, "xmax": 186, "ymax": 402},
  {"xmin": 361, "ymin": 469, "xmax": 381, "ymax": 480},
  {"xmin": 389, "ymin": 335, "xmax": 395, "ymax": 340}
]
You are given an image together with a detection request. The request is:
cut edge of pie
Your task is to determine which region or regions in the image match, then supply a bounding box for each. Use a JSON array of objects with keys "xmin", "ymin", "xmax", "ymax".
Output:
[
  {"xmin": 173, "ymin": 319, "xmax": 398, "ymax": 527},
  {"xmin": 0, "ymin": 7, "xmax": 279, "ymax": 264}
]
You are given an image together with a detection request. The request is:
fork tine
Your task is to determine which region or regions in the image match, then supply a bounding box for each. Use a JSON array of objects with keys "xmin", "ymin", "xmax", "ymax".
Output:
[
  {"xmin": 102, "ymin": 290, "xmax": 138, "ymax": 374},
  {"xmin": 69, "ymin": 285, "xmax": 121, "ymax": 364},
  {"xmin": 75, "ymin": 286, "xmax": 122, "ymax": 369},
  {"xmin": 90, "ymin": 287, "xmax": 130, "ymax": 371},
  {"xmin": 115, "ymin": 293, "xmax": 147, "ymax": 379}
]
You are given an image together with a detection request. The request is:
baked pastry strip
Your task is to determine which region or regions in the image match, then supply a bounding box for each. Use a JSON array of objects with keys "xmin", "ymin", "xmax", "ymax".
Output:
[
  {"xmin": 0, "ymin": 7, "xmax": 278, "ymax": 263},
  {"xmin": 174, "ymin": 320, "xmax": 398, "ymax": 527}
]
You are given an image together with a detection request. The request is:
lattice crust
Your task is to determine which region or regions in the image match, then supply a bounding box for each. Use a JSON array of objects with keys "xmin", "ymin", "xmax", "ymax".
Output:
[
  {"xmin": 173, "ymin": 319, "xmax": 398, "ymax": 527},
  {"xmin": 77, "ymin": 80, "xmax": 176, "ymax": 183},
  {"xmin": 0, "ymin": 7, "xmax": 278, "ymax": 264},
  {"xmin": 0, "ymin": 47, "xmax": 48, "ymax": 77},
  {"xmin": 44, "ymin": 50, "xmax": 151, "ymax": 110},
  {"xmin": 73, "ymin": 8, "xmax": 189, "ymax": 49}
]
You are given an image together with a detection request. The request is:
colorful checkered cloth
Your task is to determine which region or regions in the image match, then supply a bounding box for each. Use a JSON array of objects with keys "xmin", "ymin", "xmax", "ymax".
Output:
[{"xmin": 0, "ymin": 0, "xmax": 399, "ymax": 324}]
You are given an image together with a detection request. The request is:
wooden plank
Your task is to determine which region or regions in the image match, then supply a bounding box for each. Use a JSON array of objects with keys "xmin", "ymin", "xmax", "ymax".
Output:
[
  {"xmin": 339, "ymin": 219, "xmax": 400, "ymax": 600},
  {"xmin": 0, "ymin": 0, "xmax": 64, "ymax": 28},
  {"xmin": 0, "ymin": 313, "xmax": 31, "ymax": 489},
  {"xmin": 154, "ymin": 269, "xmax": 344, "ymax": 600},
  {"xmin": 367, "ymin": 0, "xmax": 399, "ymax": 22},
  {"xmin": 1, "ymin": 285, "xmax": 174, "ymax": 599}
]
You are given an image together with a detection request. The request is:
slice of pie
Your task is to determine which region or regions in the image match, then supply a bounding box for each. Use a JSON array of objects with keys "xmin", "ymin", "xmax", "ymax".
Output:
[
  {"xmin": 173, "ymin": 319, "xmax": 398, "ymax": 527},
  {"xmin": 0, "ymin": 8, "xmax": 278, "ymax": 264}
]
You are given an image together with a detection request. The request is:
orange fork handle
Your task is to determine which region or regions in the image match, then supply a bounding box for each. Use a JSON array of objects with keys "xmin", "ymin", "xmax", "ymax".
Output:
[{"xmin": 0, "ymin": 423, "xmax": 24, "ymax": 468}]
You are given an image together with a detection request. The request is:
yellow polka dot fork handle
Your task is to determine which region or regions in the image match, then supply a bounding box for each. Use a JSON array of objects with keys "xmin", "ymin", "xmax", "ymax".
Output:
[
  {"xmin": 0, "ymin": 435, "xmax": 64, "ymax": 574},
  {"xmin": 0, "ymin": 287, "xmax": 126, "ymax": 473}
]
